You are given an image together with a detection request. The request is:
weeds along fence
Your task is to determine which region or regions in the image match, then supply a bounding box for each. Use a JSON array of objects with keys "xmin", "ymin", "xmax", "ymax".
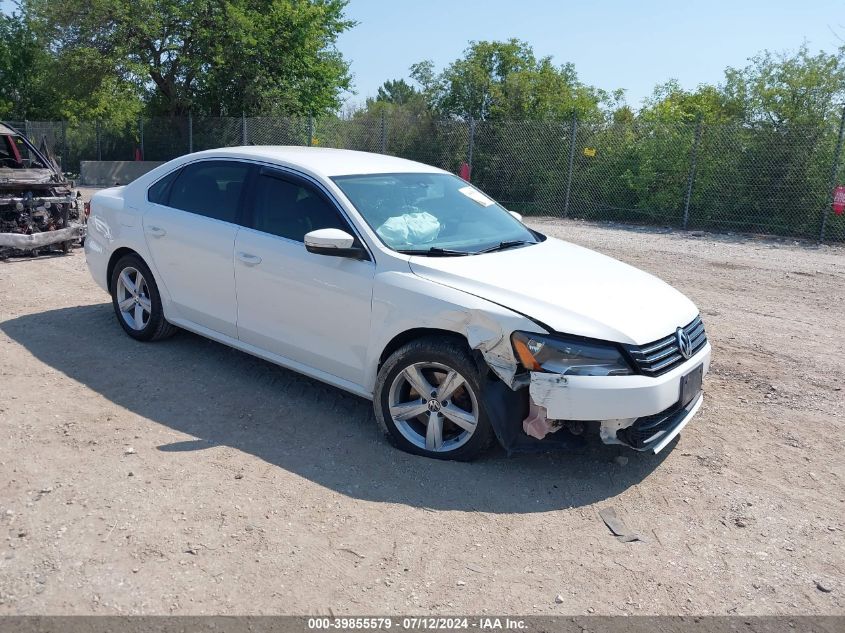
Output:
[{"xmin": 8, "ymin": 110, "xmax": 845, "ymax": 242}]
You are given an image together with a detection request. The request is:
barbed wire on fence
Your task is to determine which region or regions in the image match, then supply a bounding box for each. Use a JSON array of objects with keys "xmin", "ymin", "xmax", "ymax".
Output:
[{"xmin": 6, "ymin": 111, "xmax": 845, "ymax": 242}]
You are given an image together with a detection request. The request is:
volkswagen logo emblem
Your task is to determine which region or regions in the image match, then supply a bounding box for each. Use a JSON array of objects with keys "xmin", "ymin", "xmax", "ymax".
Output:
[{"xmin": 676, "ymin": 327, "xmax": 693, "ymax": 359}]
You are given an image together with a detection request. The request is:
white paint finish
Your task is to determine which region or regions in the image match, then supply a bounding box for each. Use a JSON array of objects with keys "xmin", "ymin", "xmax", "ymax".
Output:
[
  {"xmin": 409, "ymin": 236, "xmax": 699, "ymax": 346},
  {"xmin": 530, "ymin": 343, "xmax": 711, "ymax": 421},
  {"xmin": 83, "ymin": 231, "xmax": 110, "ymax": 292},
  {"xmin": 142, "ymin": 204, "xmax": 239, "ymax": 338},
  {"xmin": 120, "ymin": 148, "xmax": 441, "ymax": 207},
  {"xmin": 363, "ymin": 269, "xmax": 541, "ymax": 392},
  {"xmin": 86, "ymin": 146, "xmax": 711, "ymax": 450},
  {"xmin": 234, "ymin": 228, "xmax": 375, "ymax": 385},
  {"xmin": 165, "ymin": 315, "xmax": 372, "ymax": 399},
  {"xmin": 304, "ymin": 228, "xmax": 355, "ymax": 250},
  {"xmin": 83, "ymin": 189, "xmax": 139, "ymax": 294}
]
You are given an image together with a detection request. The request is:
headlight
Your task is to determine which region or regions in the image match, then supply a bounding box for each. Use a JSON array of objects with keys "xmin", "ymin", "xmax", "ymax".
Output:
[{"xmin": 511, "ymin": 331, "xmax": 633, "ymax": 376}]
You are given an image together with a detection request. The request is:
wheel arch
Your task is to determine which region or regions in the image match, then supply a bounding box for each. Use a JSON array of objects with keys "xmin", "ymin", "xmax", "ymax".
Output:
[
  {"xmin": 106, "ymin": 248, "xmax": 169, "ymax": 311},
  {"xmin": 367, "ymin": 273, "xmax": 545, "ymax": 395},
  {"xmin": 105, "ymin": 245, "xmax": 179, "ymax": 342},
  {"xmin": 106, "ymin": 247, "xmax": 142, "ymax": 294},
  {"xmin": 378, "ymin": 327, "xmax": 471, "ymax": 370}
]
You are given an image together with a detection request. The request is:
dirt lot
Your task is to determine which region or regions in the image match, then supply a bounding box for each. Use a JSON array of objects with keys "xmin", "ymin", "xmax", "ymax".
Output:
[{"xmin": 0, "ymin": 217, "xmax": 843, "ymax": 615}]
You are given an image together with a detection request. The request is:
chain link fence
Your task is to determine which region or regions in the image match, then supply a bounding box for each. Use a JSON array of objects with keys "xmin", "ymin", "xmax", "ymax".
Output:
[{"xmin": 7, "ymin": 112, "xmax": 845, "ymax": 242}]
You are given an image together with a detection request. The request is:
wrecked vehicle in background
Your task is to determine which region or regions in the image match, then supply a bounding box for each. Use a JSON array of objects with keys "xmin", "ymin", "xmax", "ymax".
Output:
[{"xmin": 0, "ymin": 122, "xmax": 85, "ymax": 258}]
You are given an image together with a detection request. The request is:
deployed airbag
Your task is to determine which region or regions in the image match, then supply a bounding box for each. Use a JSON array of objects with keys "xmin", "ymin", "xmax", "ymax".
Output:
[{"xmin": 377, "ymin": 211, "xmax": 440, "ymax": 245}]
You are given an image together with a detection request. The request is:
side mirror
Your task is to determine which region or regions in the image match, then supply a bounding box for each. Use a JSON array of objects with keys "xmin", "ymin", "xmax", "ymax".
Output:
[
  {"xmin": 509, "ymin": 210, "xmax": 523, "ymax": 222},
  {"xmin": 304, "ymin": 228, "xmax": 369, "ymax": 260}
]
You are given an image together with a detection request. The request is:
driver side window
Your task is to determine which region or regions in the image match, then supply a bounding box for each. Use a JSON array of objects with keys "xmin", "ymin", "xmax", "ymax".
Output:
[{"xmin": 251, "ymin": 173, "xmax": 349, "ymax": 242}]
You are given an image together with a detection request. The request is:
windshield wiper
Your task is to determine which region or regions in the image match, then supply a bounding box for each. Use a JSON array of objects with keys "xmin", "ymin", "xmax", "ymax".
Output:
[
  {"xmin": 397, "ymin": 241, "xmax": 536, "ymax": 257},
  {"xmin": 474, "ymin": 240, "xmax": 536, "ymax": 254},
  {"xmin": 396, "ymin": 247, "xmax": 473, "ymax": 257}
]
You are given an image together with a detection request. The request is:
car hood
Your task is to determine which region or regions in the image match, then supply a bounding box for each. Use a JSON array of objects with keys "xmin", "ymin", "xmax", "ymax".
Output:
[
  {"xmin": 407, "ymin": 237, "xmax": 699, "ymax": 345},
  {"xmin": 0, "ymin": 167, "xmax": 61, "ymax": 181}
]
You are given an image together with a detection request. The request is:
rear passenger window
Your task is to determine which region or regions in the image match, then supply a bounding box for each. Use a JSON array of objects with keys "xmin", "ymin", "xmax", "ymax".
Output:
[
  {"xmin": 147, "ymin": 168, "xmax": 181, "ymax": 204},
  {"xmin": 251, "ymin": 174, "xmax": 348, "ymax": 242},
  {"xmin": 167, "ymin": 160, "xmax": 250, "ymax": 223}
]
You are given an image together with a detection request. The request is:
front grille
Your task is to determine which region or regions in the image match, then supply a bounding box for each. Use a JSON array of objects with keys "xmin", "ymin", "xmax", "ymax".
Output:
[{"xmin": 626, "ymin": 315, "xmax": 707, "ymax": 377}]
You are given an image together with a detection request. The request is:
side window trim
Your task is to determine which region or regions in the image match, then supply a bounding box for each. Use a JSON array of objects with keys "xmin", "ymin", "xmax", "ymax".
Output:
[
  {"xmin": 255, "ymin": 165, "xmax": 365, "ymax": 238},
  {"xmin": 248, "ymin": 166, "xmax": 363, "ymax": 248},
  {"xmin": 160, "ymin": 159, "xmax": 253, "ymax": 226},
  {"xmin": 255, "ymin": 167, "xmax": 354, "ymax": 236},
  {"xmin": 145, "ymin": 158, "xmax": 374, "ymax": 263},
  {"xmin": 233, "ymin": 163, "xmax": 258, "ymax": 228},
  {"xmin": 147, "ymin": 166, "xmax": 182, "ymax": 206}
]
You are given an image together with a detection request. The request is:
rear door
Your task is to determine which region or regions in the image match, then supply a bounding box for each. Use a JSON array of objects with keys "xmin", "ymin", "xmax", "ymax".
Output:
[
  {"xmin": 233, "ymin": 168, "xmax": 375, "ymax": 385},
  {"xmin": 142, "ymin": 160, "xmax": 251, "ymax": 338}
]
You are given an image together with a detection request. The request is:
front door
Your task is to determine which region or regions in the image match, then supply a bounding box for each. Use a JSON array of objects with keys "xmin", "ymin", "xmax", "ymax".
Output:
[{"xmin": 233, "ymin": 169, "xmax": 375, "ymax": 386}]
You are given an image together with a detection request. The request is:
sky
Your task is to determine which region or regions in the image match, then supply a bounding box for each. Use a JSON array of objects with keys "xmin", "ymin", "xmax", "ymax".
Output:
[{"xmin": 337, "ymin": 0, "xmax": 845, "ymax": 109}]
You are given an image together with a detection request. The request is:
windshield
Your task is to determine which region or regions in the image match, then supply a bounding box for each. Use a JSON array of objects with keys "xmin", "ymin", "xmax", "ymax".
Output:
[
  {"xmin": 331, "ymin": 172, "xmax": 539, "ymax": 254},
  {"xmin": 0, "ymin": 134, "xmax": 49, "ymax": 170}
]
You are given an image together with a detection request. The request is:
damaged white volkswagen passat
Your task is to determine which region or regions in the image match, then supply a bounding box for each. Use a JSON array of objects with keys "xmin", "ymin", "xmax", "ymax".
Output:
[{"xmin": 85, "ymin": 147, "xmax": 710, "ymax": 461}]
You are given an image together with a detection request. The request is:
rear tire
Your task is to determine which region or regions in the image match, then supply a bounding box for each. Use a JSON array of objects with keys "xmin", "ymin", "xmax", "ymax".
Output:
[
  {"xmin": 110, "ymin": 253, "xmax": 177, "ymax": 341},
  {"xmin": 374, "ymin": 336, "xmax": 494, "ymax": 461}
]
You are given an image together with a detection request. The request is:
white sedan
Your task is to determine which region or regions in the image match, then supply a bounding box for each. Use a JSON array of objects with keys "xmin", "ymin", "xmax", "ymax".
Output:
[{"xmin": 85, "ymin": 147, "xmax": 710, "ymax": 460}]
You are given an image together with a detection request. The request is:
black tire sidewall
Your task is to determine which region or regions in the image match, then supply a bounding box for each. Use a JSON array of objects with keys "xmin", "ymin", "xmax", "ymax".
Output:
[
  {"xmin": 374, "ymin": 338, "xmax": 494, "ymax": 461},
  {"xmin": 110, "ymin": 254, "xmax": 166, "ymax": 341}
]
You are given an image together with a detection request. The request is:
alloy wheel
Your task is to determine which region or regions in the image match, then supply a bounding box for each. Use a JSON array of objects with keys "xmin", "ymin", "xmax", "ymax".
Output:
[
  {"xmin": 387, "ymin": 361, "xmax": 479, "ymax": 452},
  {"xmin": 115, "ymin": 266, "xmax": 152, "ymax": 331}
]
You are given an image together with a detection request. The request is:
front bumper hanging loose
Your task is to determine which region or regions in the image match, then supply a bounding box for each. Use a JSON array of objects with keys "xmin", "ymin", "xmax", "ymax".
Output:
[
  {"xmin": 0, "ymin": 223, "xmax": 86, "ymax": 250},
  {"xmin": 522, "ymin": 343, "xmax": 711, "ymax": 452}
]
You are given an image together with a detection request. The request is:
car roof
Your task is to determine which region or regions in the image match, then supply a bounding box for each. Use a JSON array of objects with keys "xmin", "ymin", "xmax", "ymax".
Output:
[{"xmin": 192, "ymin": 146, "xmax": 446, "ymax": 179}]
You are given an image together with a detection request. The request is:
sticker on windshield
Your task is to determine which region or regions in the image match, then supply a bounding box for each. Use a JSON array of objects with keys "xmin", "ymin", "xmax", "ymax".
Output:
[{"xmin": 458, "ymin": 186, "xmax": 495, "ymax": 207}]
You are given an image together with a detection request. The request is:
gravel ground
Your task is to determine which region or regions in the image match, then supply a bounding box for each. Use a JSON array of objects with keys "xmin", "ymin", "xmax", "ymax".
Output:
[{"xmin": 0, "ymin": 214, "xmax": 843, "ymax": 615}]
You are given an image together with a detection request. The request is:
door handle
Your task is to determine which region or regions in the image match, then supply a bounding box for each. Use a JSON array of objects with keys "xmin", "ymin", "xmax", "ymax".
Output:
[
  {"xmin": 147, "ymin": 225, "xmax": 166, "ymax": 238},
  {"xmin": 236, "ymin": 252, "xmax": 262, "ymax": 266}
]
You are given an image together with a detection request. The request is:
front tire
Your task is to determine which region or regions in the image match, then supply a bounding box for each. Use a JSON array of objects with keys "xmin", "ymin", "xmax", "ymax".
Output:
[
  {"xmin": 110, "ymin": 253, "xmax": 177, "ymax": 341},
  {"xmin": 374, "ymin": 337, "xmax": 494, "ymax": 461}
]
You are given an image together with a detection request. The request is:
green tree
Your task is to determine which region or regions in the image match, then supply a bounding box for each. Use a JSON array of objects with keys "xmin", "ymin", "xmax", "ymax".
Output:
[
  {"xmin": 724, "ymin": 44, "xmax": 845, "ymax": 127},
  {"xmin": 416, "ymin": 39, "xmax": 605, "ymax": 122},
  {"xmin": 23, "ymin": 0, "xmax": 355, "ymax": 117},
  {"xmin": 640, "ymin": 80, "xmax": 741, "ymax": 124},
  {"xmin": 0, "ymin": 11, "xmax": 54, "ymax": 119},
  {"xmin": 639, "ymin": 46, "xmax": 845, "ymax": 127},
  {"xmin": 374, "ymin": 79, "xmax": 418, "ymax": 106}
]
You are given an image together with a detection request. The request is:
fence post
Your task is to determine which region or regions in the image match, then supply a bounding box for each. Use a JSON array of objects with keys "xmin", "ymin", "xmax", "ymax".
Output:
[
  {"xmin": 819, "ymin": 105, "xmax": 845, "ymax": 242},
  {"xmin": 188, "ymin": 113, "xmax": 194, "ymax": 153},
  {"xmin": 380, "ymin": 111, "xmax": 387, "ymax": 154},
  {"xmin": 683, "ymin": 116, "xmax": 704, "ymax": 230},
  {"xmin": 467, "ymin": 116, "xmax": 475, "ymax": 181},
  {"xmin": 139, "ymin": 117, "xmax": 145, "ymax": 160},
  {"xmin": 241, "ymin": 112, "xmax": 248, "ymax": 145},
  {"xmin": 60, "ymin": 120, "xmax": 67, "ymax": 163},
  {"xmin": 562, "ymin": 114, "xmax": 578, "ymax": 218},
  {"xmin": 307, "ymin": 115, "xmax": 314, "ymax": 147},
  {"xmin": 96, "ymin": 120, "xmax": 102, "ymax": 161}
]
